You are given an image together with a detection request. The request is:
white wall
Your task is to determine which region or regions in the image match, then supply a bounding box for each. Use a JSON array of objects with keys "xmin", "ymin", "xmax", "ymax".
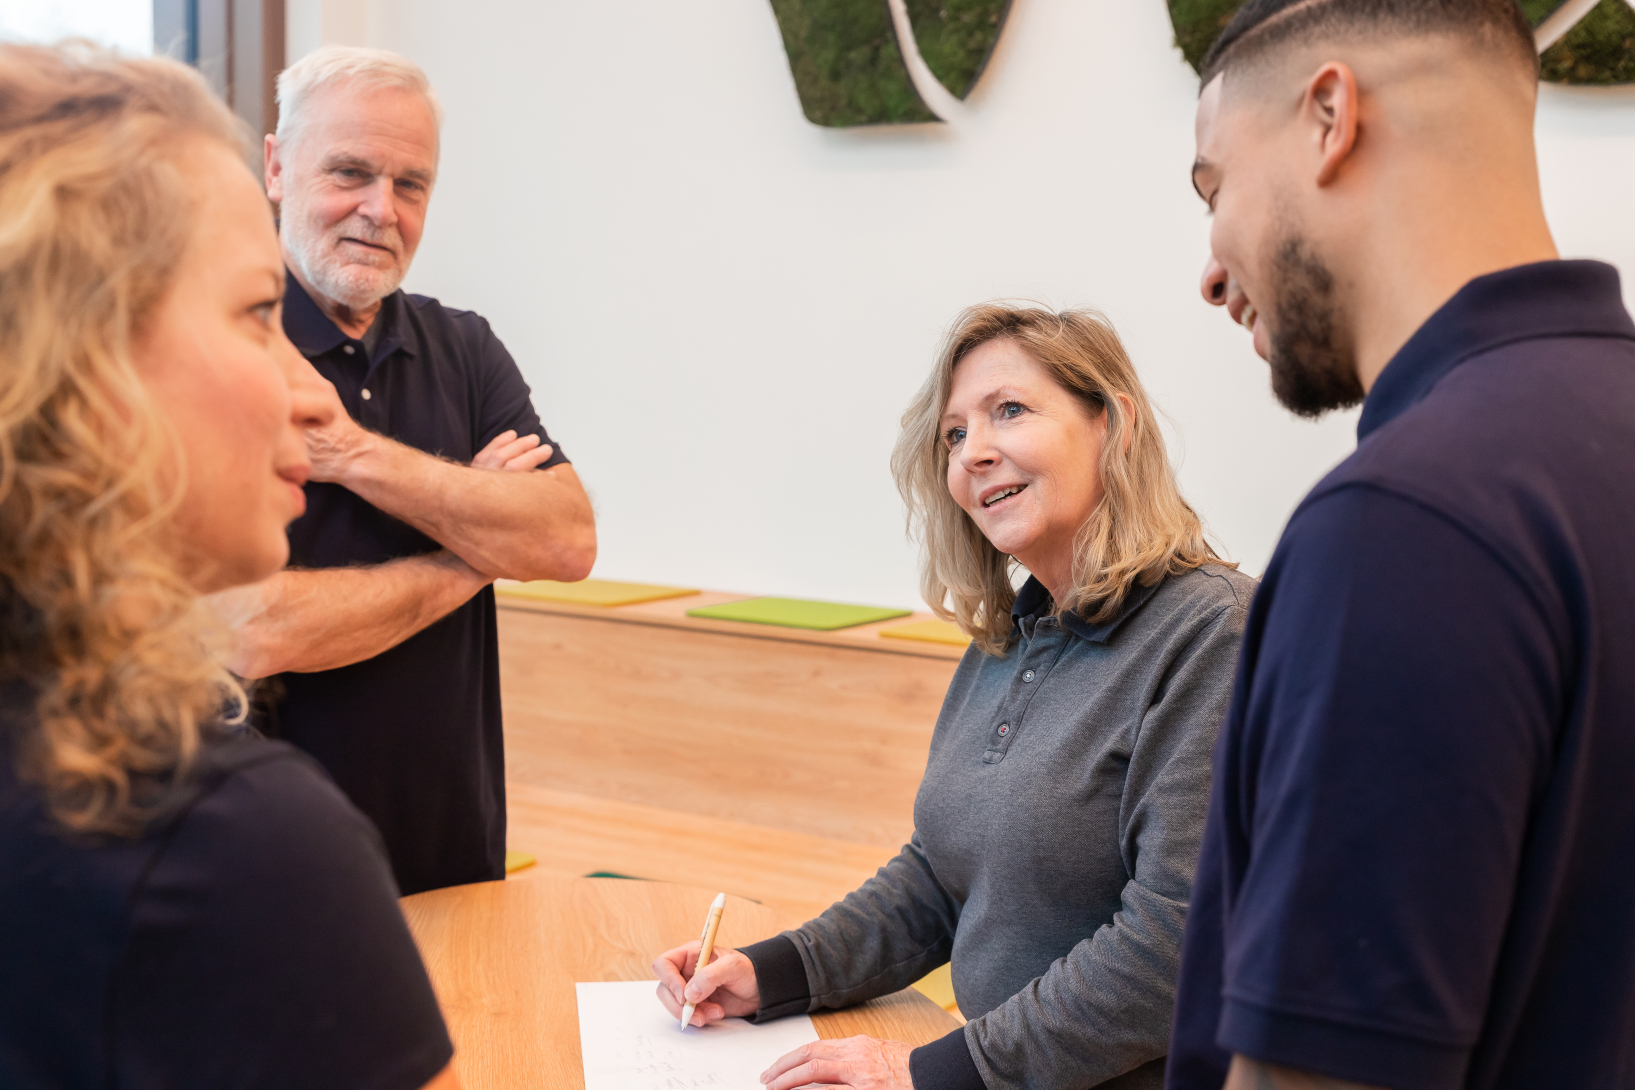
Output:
[{"xmin": 288, "ymin": 0, "xmax": 1635, "ymax": 609}]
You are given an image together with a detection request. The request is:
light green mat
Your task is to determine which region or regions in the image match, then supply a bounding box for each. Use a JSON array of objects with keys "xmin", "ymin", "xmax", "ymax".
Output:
[
  {"xmin": 496, "ymin": 578, "xmax": 699, "ymax": 607},
  {"xmin": 686, "ymin": 597, "xmax": 910, "ymax": 632}
]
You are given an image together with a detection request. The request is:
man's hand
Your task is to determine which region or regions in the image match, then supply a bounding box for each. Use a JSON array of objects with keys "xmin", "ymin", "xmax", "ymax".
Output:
[
  {"xmin": 473, "ymin": 429, "xmax": 555, "ymax": 472},
  {"xmin": 294, "ymin": 366, "xmax": 555, "ymax": 481},
  {"xmin": 295, "ymin": 367, "xmax": 375, "ymax": 484},
  {"xmin": 759, "ymin": 1036, "xmax": 913, "ymax": 1090},
  {"xmin": 653, "ymin": 943, "xmax": 761, "ymax": 1028}
]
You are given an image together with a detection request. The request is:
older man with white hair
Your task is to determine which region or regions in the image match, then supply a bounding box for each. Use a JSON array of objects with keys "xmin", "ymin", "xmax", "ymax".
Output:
[{"xmin": 214, "ymin": 45, "xmax": 595, "ymax": 896}]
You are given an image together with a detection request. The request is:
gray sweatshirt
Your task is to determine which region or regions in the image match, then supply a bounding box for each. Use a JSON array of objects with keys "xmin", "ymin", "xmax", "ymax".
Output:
[{"xmin": 742, "ymin": 565, "xmax": 1254, "ymax": 1090}]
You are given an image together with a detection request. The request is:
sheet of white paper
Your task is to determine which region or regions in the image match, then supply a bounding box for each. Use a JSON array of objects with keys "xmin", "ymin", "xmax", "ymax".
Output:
[{"xmin": 576, "ymin": 980, "xmax": 819, "ymax": 1090}]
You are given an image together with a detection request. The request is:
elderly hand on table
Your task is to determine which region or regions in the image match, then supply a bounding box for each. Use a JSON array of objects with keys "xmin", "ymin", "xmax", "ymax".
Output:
[{"xmin": 759, "ymin": 1036, "xmax": 913, "ymax": 1090}]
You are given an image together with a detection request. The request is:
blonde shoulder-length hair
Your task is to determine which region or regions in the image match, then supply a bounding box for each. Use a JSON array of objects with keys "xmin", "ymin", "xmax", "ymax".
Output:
[
  {"xmin": 891, "ymin": 304, "xmax": 1226, "ymax": 656},
  {"xmin": 0, "ymin": 43, "xmax": 249, "ymax": 835}
]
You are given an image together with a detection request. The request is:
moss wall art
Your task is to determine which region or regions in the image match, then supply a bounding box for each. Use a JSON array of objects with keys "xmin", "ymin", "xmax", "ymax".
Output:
[
  {"xmin": 1524, "ymin": 0, "xmax": 1635, "ymax": 84},
  {"xmin": 905, "ymin": 0, "xmax": 1014, "ymax": 99},
  {"xmin": 768, "ymin": 0, "xmax": 935, "ymax": 126},
  {"xmin": 768, "ymin": 0, "xmax": 1012, "ymax": 127},
  {"xmin": 1168, "ymin": 0, "xmax": 1635, "ymax": 85},
  {"xmin": 1168, "ymin": 0, "xmax": 1245, "ymax": 73},
  {"xmin": 766, "ymin": 2, "xmax": 1631, "ymax": 129}
]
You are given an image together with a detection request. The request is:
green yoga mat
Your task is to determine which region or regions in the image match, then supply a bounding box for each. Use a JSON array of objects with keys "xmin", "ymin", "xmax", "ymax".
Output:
[{"xmin": 686, "ymin": 597, "xmax": 911, "ymax": 632}]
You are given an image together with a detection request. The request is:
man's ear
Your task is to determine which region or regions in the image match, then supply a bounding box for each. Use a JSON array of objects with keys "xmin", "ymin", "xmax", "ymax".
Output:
[
  {"xmin": 264, "ymin": 133, "xmax": 283, "ymax": 203},
  {"xmin": 1305, "ymin": 62, "xmax": 1360, "ymax": 188}
]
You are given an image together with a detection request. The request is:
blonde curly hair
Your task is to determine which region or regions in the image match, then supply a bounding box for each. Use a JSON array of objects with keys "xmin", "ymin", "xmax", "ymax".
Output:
[
  {"xmin": 0, "ymin": 43, "xmax": 250, "ymax": 835},
  {"xmin": 892, "ymin": 304, "xmax": 1227, "ymax": 656}
]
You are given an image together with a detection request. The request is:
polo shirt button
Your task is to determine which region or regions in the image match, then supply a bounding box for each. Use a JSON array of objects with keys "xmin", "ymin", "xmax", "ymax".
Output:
[
  {"xmin": 343, "ymin": 344, "xmax": 355, "ymax": 355},
  {"xmin": 361, "ymin": 388, "xmax": 372, "ymax": 401},
  {"xmin": 1023, "ymin": 670, "xmax": 1035, "ymax": 682},
  {"xmin": 998, "ymin": 723, "xmax": 1010, "ymax": 737}
]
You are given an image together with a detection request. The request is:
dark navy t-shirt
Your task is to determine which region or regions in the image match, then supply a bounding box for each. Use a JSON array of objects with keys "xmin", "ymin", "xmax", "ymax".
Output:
[
  {"xmin": 0, "ymin": 708, "xmax": 452, "ymax": 1089},
  {"xmin": 270, "ymin": 273, "xmax": 569, "ymax": 896},
  {"xmin": 1168, "ymin": 261, "xmax": 1635, "ymax": 1090}
]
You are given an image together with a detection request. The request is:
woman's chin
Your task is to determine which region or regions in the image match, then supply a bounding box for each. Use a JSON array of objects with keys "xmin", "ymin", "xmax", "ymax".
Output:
[
  {"xmin": 252, "ymin": 538, "xmax": 291, "ymax": 584},
  {"xmin": 199, "ymin": 540, "xmax": 288, "ymax": 594},
  {"xmin": 979, "ymin": 527, "xmax": 1038, "ymax": 560},
  {"xmin": 972, "ymin": 510, "xmax": 1039, "ymax": 557}
]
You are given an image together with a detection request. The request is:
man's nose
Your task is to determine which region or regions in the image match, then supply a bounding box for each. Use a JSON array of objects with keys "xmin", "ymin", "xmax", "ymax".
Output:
[
  {"xmin": 1200, "ymin": 257, "xmax": 1229, "ymax": 307},
  {"xmin": 357, "ymin": 177, "xmax": 399, "ymax": 228}
]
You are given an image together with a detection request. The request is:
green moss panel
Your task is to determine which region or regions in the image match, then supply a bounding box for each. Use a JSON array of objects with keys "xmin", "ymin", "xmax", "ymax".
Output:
[
  {"xmin": 1169, "ymin": 0, "xmax": 1635, "ymax": 85},
  {"xmin": 904, "ymin": 0, "xmax": 1013, "ymax": 99},
  {"xmin": 1535, "ymin": 0, "xmax": 1635, "ymax": 85},
  {"xmin": 1168, "ymin": 0, "xmax": 1247, "ymax": 74},
  {"xmin": 768, "ymin": 0, "xmax": 938, "ymax": 127},
  {"xmin": 1519, "ymin": 0, "xmax": 1571, "ymax": 17}
]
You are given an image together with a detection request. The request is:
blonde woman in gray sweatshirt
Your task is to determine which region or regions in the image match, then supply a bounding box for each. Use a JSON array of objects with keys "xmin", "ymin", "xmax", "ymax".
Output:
[{"xmin": 655, "ymin": 304, "xmax": 1255, "ymax": 1090}]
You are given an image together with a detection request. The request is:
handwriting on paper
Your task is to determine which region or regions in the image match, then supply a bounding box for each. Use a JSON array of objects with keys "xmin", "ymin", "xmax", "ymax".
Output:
[{"xmin": 577, "ymin": 980, "xmax": 819, "ymax": 1090}]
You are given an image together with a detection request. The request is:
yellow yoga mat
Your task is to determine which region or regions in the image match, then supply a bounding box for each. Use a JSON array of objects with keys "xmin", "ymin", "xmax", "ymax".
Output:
[
  {"xmin": 504, "ymin": 850, "xmax": 536, "ymax": 874},
  {"xmin": 910, "ymin": 963, "xmax": 961, "ymax": 1015},
  {"xmin": 879, "ymin": 620, "xmax": 970, "ymax": 647},
  {"xmin": 496, "ymin": 578, "xmax": 700, "ymax": 608},
  {"xmin": 686, "ymin": 597, "xmax": 910, "ymax": 632}
]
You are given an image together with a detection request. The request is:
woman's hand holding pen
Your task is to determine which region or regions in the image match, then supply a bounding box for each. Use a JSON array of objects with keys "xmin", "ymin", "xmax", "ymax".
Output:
[{"xmin": 652, "ymin": 942, "xmax": 761, "ymax": 1027}]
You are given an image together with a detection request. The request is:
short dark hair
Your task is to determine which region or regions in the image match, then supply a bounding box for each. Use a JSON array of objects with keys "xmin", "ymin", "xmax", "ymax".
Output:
[{"xmin": 1199, "ymin": 0, "xmax": 1539, "ymax": 87}]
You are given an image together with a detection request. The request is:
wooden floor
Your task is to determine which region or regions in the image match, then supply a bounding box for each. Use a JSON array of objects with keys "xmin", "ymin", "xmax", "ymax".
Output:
[{"xmin": 496, "ymin": 592, "xmax": 965, "ymax": 1012}]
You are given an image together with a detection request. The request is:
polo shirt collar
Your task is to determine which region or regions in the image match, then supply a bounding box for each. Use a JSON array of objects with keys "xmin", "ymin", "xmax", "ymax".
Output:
[
  {"xmin": 281, "ymin": 269, "xmax": 415, "ymax": 367},
  {"xmin": 1358, "ymin": 259, "xmax": 1634, "ymax": 442},
  {"xmin": 1010, "ymin": 573, "xmax": 1164, "ymax": 645}
]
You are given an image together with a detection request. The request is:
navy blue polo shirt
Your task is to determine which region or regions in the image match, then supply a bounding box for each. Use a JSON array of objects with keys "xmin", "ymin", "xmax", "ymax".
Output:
[
  {"xmin": 1167, "ymin": 261, "xmax": 1635, "ymax": 1090},
  {"xmin": 271, "ymin": 272, "xmax": 568, "ymax": 896}
]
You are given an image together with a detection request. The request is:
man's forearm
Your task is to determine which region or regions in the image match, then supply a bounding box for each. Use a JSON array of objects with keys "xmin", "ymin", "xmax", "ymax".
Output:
[
  {"xmin": 208, "ymin": 551, "xmax": 492, "ymax": 679},
  {"xmin": 340, "ymin": 437, "xmax": 595, "ymax": 582},
  {"xmin": 1225, "ymin": 1056, "xmax": 1390, "ymax": 1090}
]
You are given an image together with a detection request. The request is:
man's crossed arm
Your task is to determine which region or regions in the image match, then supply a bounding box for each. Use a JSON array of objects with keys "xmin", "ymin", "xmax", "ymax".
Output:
[
  {"xmin": 313, "ymin": 414, "xmax": 595, "ymax": 582},
  {"xmin": 208, "ymin": 364, "xmax": 596, "ymax": 679},
  {"xmin": 210, "ymin": 548, "xmax": 493, "ymax": 679}
]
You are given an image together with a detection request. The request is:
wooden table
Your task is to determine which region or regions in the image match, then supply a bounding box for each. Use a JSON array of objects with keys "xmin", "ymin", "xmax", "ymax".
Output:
[{"xmin": 403, "ymin": 875, "xmax": 960, "ymax": 1090}]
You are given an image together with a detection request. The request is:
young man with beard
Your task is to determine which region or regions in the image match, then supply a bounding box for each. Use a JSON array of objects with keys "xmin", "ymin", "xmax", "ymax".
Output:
[
  {"xmin": 209, "ymin": 46, "xmax": 596, "ymax": 896},
  {"xmin": 1170, "ymin": 2, "xmax": 1635, "ymax": 1089}
]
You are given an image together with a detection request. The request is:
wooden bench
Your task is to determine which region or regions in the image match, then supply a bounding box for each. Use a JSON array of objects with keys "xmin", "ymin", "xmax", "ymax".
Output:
[{"xmin": 497, "ymin": 589, "xmax": 964, "ymax": 926}]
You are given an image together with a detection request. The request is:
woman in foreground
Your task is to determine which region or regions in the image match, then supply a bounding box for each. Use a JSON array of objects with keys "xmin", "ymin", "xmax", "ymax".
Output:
[
  {"xmin": 0, "ymin": 44, "xmax": 456, "ymax": 1089},
  {"xmin": 656, "ymin": 305, "xmax": 1255, "ymax": 1090}
]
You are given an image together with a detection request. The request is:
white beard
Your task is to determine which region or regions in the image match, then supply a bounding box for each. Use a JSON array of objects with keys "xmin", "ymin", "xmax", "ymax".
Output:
[{"xmin": 282, "ymin": 199, "xmax": 408, "ymax": 311}]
